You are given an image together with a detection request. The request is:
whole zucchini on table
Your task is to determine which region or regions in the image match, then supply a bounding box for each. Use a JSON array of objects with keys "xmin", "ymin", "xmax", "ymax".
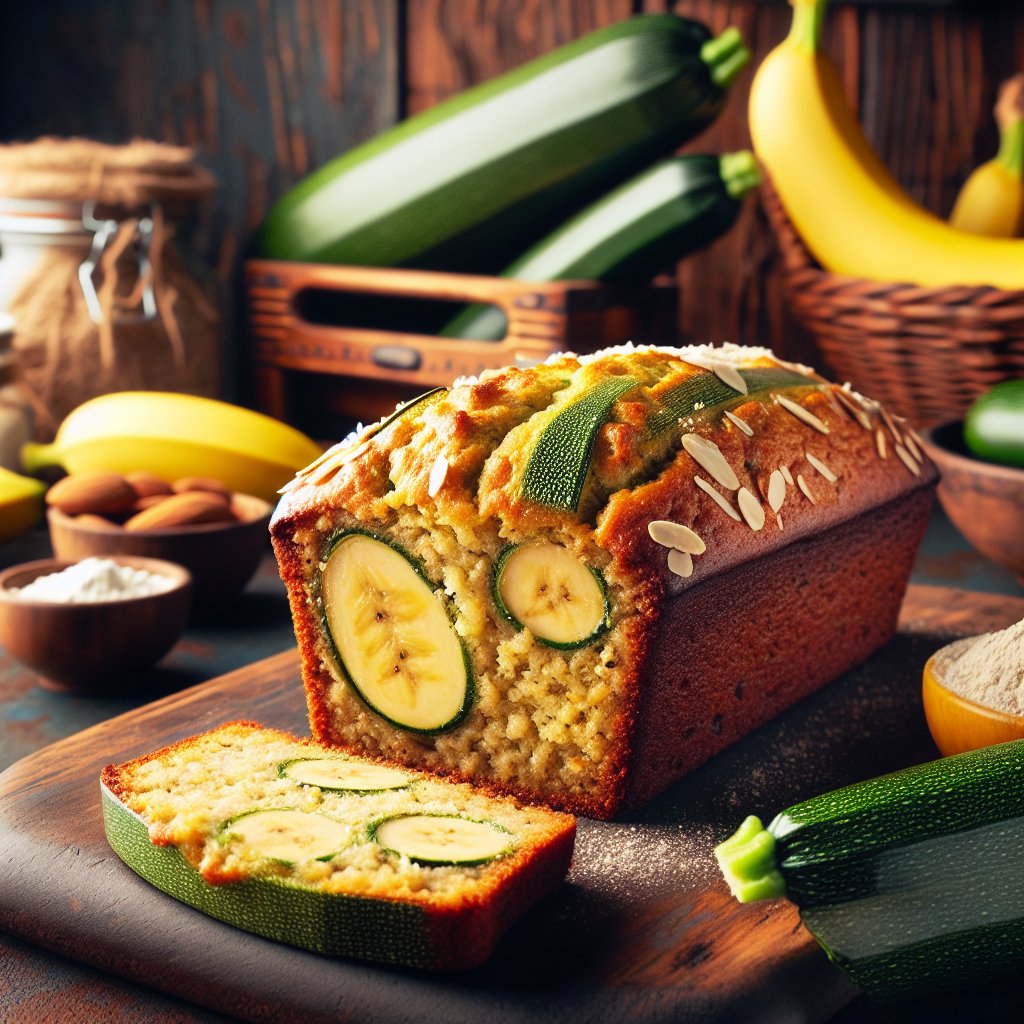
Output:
[
  {"xmin": 254, "ymin": 16, "xmax": 749, "ymax": 273},
  {"xmin": 715, "ymin": 738, "xmax": 1024, "ymax": 1000},
  {"xmin": 441, "ymin": 150, "xmax": 761, "ymax": 340}
]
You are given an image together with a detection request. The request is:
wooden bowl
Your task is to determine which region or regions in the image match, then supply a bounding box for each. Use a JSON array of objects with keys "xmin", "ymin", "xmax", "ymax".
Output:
[
  {"xmin": 47, "ymin": 493, "xmax": 273, "ymax": 616},
  {"xmin": 921, "ymin": 421, "xmax": 1024, "ymax": 585},
  {"xmin": 923, "ymin": 646, "xmax": 1024, "ymax": 756},
  {"xmin": 0, "ymin": 556, "xmax": 192, "ymax": 692}
]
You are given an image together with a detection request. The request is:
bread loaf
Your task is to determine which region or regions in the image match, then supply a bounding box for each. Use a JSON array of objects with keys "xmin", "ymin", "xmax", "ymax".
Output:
[
  {"xmin": 101, "ymin": 721, "xmax": 575, "ymax": 971},
  {"xmin": 271, "ymin": 343, "xmax": 937, "ymax": 819}
]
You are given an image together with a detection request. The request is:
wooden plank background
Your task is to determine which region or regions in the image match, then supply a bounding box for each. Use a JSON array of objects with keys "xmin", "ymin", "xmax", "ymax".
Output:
[{"xmin": 1, "ymin": 0, "xmax": 1020, "ymax": 379}]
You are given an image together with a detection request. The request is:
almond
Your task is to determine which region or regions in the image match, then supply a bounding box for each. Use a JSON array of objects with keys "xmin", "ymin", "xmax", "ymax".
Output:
[
  {"xmin": 47, "ymin": 471, "xmax": 136, "ymax": 516},
  {"xmin": 125, "ymin": 471, "xmax": 173, "ymax": 499},
  {"xmin": 227, "ymin": 493, "xmax": 261, "ymax": 524},
  {"xmin": 131, "ymin": 493, "xmax": 172, "ymax": 513},
  {"xmin": 74, "ymin": 513, "xmax": 122, "ymax": 530},
  {"xmin": 124, "ymin": 491, "xmax": 236, "ymax": 531},
  {"xmin": 171, "ymin": 476, "xmax": 231, "ymax": 500}
]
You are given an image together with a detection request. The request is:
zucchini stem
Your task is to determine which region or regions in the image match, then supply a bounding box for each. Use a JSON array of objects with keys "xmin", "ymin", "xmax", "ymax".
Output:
[
  {"xmin": 719, "ymin": 151, "xmax": 762, "ymax": 200},
  {"xmin": 701, "ymin": 27, "xmax": 750, "ymax": 90},
  {"xmin": 714, "ymin": 815, "xmax": 787, "ymax": 903}
]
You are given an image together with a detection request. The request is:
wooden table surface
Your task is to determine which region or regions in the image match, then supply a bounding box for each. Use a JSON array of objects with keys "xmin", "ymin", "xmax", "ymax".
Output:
[{"xmin": 0, "ymin": 508, "xmax": 1020, "ymax": 1024}]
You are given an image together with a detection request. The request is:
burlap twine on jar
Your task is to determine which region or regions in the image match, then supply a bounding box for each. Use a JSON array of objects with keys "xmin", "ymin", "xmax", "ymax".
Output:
[{"xmin": 0, "ymin": 137, "xmax": 221, "ymax": 440}]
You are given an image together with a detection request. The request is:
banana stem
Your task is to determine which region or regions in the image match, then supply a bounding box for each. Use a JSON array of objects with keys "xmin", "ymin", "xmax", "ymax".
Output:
[
  {"xmin": 701, "ymin": 27, "xmax": 750, "ymax": 89},
  {"xmin": 996, "ymin": 119, "xmax": 1024, "ymax": 180},
  {"xmin": 720, "ymin": 151, "xmax": 762, "ymax": 200},
  {"xmin": 20, "ymin": 441, "xmax": 62, "ymax": 474},
  {"xmin": 787, "ymin": 0, "xmax": 827, "ymax": 55}
]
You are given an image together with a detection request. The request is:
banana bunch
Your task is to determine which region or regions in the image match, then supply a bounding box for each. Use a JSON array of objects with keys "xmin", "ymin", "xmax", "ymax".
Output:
[
  {"xmin": 950, "ymin": 74, "xmax": 1024, "ymax": 238},
  {"xmin": 21, "ymin": 392, "xmax": 322, "ymax": 504},
  {"xmin": 0, "ymin": 466, "xmax": 45, "ymax": 544},
  {"xmin": 749, "ymin": 0, "xmax": 1024, "ymax": 290}
]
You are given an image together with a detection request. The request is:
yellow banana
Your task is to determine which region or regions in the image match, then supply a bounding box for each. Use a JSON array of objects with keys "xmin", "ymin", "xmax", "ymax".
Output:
[
  {"xmin": 0, "ymin": 466, "xmax": 45, "ymax": 544},
  {"xmin": 21, "ymin": 393, "xmax": 322, "ymax": 504},
  {"xmin": 750, "ymin": 0, "xmax": 1024, "ymax": 290},
  {"xmin": 950, "ymin": 74, "xmax": 1024, "ymax": 238}
]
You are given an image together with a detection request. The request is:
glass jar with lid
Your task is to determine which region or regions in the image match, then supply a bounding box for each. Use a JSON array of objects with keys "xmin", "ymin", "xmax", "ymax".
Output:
[{"xmin": 0, "ymin": 139, "xmax": 221, "ymax": 440}]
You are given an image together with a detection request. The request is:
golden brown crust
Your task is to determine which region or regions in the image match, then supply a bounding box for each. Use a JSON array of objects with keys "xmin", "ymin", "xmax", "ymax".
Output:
[
  {"xmin": 270, "ymin": 345, "xmax": 937, "ymax": 819},
  {"xmin": 596, "ymin": 383, "xmax": 937, "ymax": 585}
]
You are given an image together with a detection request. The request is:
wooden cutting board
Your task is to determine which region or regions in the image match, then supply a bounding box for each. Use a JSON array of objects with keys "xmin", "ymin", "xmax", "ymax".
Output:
[{"xmin": 1, "ymin": 584, "xmax": 1021, "ymax": 1024}]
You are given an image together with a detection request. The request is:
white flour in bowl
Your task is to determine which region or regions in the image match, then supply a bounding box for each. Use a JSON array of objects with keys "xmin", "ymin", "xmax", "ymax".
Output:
[{"xmin": 7, "ymin": 557, "xmax": 176, "ymax": 603}]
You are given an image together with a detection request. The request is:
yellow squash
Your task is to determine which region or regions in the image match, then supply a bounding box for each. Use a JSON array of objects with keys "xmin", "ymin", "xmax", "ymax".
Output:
[{"xmin": 749, "ymin": 0, "xmax": 1024, "ymax": 289}]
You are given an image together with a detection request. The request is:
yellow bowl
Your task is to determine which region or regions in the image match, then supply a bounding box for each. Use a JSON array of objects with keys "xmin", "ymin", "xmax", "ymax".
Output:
[{"xmin": 922, "ymin": 647, "xmax": 1024, "ymax": 757}]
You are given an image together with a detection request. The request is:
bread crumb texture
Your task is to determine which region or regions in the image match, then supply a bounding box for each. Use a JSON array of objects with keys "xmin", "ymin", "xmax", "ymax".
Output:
[
  {"xmin": 104, "ymin": 723, "xmax": 571, "ymax": 905},
  {"xmin": 272, "ymin": 343, "xmax": 936, "ymax": 816}
]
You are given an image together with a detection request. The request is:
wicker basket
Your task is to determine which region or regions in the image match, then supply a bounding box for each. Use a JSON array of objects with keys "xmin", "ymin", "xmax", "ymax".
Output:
[{"xmin": 761, "ymin": 179, "xmax": 1024, "ymax": 428}]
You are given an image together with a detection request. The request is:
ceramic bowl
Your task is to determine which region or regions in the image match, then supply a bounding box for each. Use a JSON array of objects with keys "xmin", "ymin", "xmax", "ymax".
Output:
[
  {"xmin": 0, "ymin": 556, "xmax": 192, "ymax": 691},
  {"xmin": 47, "ymin": 493, "xmax": 273, "ymax": 616},
  {"xmin": 921, "ymin": 421, "xmax": 1024, "ymax": 585},
  {"xmin": 922, "ymin": 647, "xmax": 1024, "ymax": 756}
]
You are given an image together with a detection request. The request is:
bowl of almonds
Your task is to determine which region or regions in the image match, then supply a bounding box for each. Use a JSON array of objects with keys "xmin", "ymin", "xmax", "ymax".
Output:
[{"xmin": 45, "ymin": 470, "xmax": 273, "ymax": 615}]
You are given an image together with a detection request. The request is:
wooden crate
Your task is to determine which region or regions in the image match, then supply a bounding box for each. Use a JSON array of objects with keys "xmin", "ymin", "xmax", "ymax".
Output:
[{"xmin": 245, "ymin": 259, "xmax": 678, "ymax": 433}]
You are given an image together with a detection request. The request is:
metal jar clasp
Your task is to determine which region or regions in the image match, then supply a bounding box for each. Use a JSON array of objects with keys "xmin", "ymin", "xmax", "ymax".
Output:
[{"xmin": 78, "ymin": 202, "xmax": 158, "ymax": 325}]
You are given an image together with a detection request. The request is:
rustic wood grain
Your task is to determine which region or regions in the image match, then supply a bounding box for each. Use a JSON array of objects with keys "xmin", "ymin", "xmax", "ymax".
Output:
[
  {"xmin": 1, "ymin": 585, "xmax": 1022, "ymax": 1024},
  {"xmin": 1, "ymin": 2, "xmax": 1021, "ymax": 391},
  {"xmin": 403, "ymin": 0, "xmax": 635, "ymax": 115},
  {"xmin": 0, "ymin": 0, "xmax": 399, "ymax": 279}
]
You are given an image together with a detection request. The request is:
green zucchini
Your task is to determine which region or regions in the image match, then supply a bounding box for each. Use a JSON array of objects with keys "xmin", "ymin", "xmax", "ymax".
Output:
[
  {"xmin": 643, "ymin": 366, "xmax": 813, "ymax": 436},
  {"xmin": 255, "ymin": 17, "xmax": 749, "ymax": 272},
  {"xmin": 442, "ymin": 151, "xmax": 761, "ymax": 341},
  {"xmin": 364, "ymin": 387, "xmax": 446, "ymax": 442},
  {"xmin": 715, "ymin": 738, "xmax": 1024, "ymax": 1000},
  {"xmin": 522, "ymin": 374, "xmax": 641, "ymax": 510},
  {"xmin": 963, "ymin": 378, "xmax": 1024, "ymax": 468},
  {"xmin": 521, "ymin": 365, "xmax": 819, "ymax": 514}
]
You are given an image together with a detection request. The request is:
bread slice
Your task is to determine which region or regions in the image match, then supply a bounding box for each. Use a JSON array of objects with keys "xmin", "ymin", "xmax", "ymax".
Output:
[
  {"xmin": 101, "ymin": 721, "xmax": 576, "ymax": 971},
  {"xmin": 271, "ymin": 343, "xmax": 937, "ymax": 819}
]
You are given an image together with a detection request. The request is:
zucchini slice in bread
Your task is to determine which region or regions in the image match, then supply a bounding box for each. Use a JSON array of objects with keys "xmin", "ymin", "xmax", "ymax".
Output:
[
  {"xmin": 321, "ymin": 531, "xmax": 472, "ymax": 733},
  {"xmin": 101, "ymin": 722, "xmax": 576, "ymax": 972},
  {"xmin": 279, "ymin": 758, "xmax": 413, "ymax": 792},
  {"xmin": 493, "ymin": 542, "xmax": 609, "ymax": 649},
  {"xmin": 370, "ymin": 814, "xmax": 513, "ymax": 866},
  {"xmin": 219, "ymin": 808, "xmax": 349, "ymax": 865}
]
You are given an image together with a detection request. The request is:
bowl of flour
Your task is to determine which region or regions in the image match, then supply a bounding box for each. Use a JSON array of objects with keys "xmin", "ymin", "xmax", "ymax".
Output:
[
  {"xmin": 0, "ymin": 555, "xmax": 192, "ymax": 691},
  {"xmin": 922, "ymin": 616, "xmax": 1024, "ymax": 757}
]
